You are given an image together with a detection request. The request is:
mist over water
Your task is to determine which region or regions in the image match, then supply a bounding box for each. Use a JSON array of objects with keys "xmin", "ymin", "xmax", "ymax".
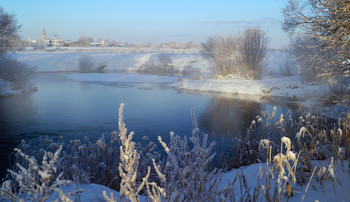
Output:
[{"xmin": 0, "ymin": 72, "xmax": 298, "ymax": 178}]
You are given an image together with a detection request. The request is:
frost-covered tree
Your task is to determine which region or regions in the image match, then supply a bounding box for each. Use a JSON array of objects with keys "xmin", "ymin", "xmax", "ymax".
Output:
[
  {"xmin": 282, "ymin": 0, "xmax": 350, "ymax": 78},
  {"xmin": 0, "ymin": 7, "xmax": 20, "ymax": 56},
  {"xmin": 0, "ymin": 7, "xmax": 34, "ymax": 95}
]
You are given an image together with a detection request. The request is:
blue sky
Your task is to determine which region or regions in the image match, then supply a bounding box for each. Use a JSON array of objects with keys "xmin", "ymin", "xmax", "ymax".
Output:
[{"xmin": 1, "ymin": 0, "xmax": 288, "ymax": 48}]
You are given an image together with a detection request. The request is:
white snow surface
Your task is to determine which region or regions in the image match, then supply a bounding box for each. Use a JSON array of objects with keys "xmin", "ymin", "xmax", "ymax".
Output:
[
  {"xmin": 11, "ymin": 50, "xmax": 210, "ymax": 73},
  {"xmin": 218, "ymin": 160, "xmax": 350, "ymax": 201},
  {"xmin": 67, "ymin": 73, "xmax": 178, "ymax": 83},
  {"xmin": 53, "ymin": 160, "xmax": 350, "ymax": 201},
  {"xmin": 174, "ymin": 75, "xmax": 323, "ymax": 99}
]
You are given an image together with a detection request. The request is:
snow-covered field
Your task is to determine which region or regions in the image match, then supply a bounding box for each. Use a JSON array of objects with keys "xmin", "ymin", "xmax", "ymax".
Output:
[{"xmin": 11, "ymin": 49, "xmax": 209, "ymax": 73}]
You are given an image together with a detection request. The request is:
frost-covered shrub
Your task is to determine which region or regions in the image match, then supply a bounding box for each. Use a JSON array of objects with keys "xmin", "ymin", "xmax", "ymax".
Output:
[
  {"xmin": 78, "ymin": 55, "xmax": 93, "ymax": 73},
  {"xmin": 138, "ymin": 53, "xmax": 177, "ymax": 75},
  {"xmin": 0, "ymin": 145, "xmax": 82, "ymax": 201},
  {"xmin": 154, "ymin": 109, "xmax": 232, "ymax": 201},
  {"xmin": 103, "ymin": 103, "xmax": 164, "ymax": 202},
  {"xmin": 0, "ymin": 56, "xmax": 34, "ymax": 92},
  {"xmin": 201, "ymin": 35, "xmax": 239, "ymax": 77},
  {"xmin": 201, "ymin": 27, "xmax": 268, "ymax": 79},
  {"xmin": 117, "ymin": 103, "xmax": 149, "ymax": 201},
  {"xmin": 322, "ymin": 76, "xmax": 350, "ymax": 105}
]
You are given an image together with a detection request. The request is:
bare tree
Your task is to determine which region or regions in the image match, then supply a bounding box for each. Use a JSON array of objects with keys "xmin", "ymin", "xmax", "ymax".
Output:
[
  {"xmin": 0, "ymin": 7, "xmax": 20, "ymax": 55},
  {"xmin": 238, "ymin": 27, "xmax": 269, "ymax": 79},
  {"xmin": 78, "ymin": 36, "xmax": 93, "ymax": 46},
  {"xmin": 282, "ymin": 0, "xmax": 350, "ymax": 78},
  {"xmin": 289, "ymin": 37, "xmax": 335, "ymax": 82}
]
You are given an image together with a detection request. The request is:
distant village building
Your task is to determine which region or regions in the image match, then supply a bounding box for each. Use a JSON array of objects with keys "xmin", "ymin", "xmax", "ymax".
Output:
[
  {"xmin": 42, "ymin": 29, "xmax": 46, "ymax": 40},
  {"xmin": 52, "ymin": 34, "xmax": 59, "ymax": 46},
  {"xmin": 27, "ymin": 35, "xmax": 38, "ymax": 46}
]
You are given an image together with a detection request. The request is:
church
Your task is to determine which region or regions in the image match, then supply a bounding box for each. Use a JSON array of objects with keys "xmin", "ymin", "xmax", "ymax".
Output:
[{"xmin": 28, "ymin": 29, "xmax": 62, "ymax": 46}]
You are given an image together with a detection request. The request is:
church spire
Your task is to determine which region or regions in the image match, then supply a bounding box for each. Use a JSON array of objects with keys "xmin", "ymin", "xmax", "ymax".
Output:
[{"xmin": 42, "ymin": 29, "xmax": 46, "ymax": 40}]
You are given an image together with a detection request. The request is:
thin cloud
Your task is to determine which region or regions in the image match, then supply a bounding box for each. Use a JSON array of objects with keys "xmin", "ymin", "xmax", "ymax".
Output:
[
  {"xmin": 157, "ymin": 34, "xmax": 196, "ymax": 38},
  {"xmin": 200, "ymin": 17, "xmax": 280, "ymax": 26}
]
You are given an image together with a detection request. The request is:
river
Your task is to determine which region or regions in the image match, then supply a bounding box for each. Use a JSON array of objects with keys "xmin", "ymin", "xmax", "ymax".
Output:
[{"xmin": 0, "ymin": 72, "xmax": 298, "ymax": 178}]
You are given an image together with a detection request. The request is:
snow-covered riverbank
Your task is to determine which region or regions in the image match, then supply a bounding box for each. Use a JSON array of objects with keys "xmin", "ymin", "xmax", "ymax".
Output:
[{"xmin": 51, "ymin": 160, "xmax": 350, "ymax": 201}]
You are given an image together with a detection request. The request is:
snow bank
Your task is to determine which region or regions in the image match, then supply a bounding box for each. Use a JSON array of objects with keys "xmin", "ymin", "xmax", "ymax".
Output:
[
  {"xmin": 219, "ymin": 160, "xmax": 350, "ymax": 201},
  {"xmin": 54, "ymin": 160, "xmax": 350, "ymax": 201},
  {"xmin": 173, "ymin": 75, "xmax": 322, "ymax": 100}
]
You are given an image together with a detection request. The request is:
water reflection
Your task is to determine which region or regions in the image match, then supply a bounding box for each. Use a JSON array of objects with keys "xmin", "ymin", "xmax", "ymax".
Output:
[
  {"xmin": 199, "ymin": 96, "xmax": 260, "ymax": 136},
  {"xmin": 197, "ymin": 94, "xmax": 299, "ymax": 169},
  {"xmin": 0, "ymin": 92, "xmax": 38, "ymax": 178}
]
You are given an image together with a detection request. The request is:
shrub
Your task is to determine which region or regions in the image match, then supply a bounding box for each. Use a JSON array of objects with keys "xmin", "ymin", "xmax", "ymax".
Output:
[
  {"xmin": 138, "ymin": 53, "xmax": 178, "ymax": 75},
  {"xmin": 201, "ymin": 35, "xmax": 239, "ymax": 77},
  {"xmin": 0, "ymin": 56, "xmax": 34, "ymax": 90},
  {"xmin": 322, "ymin": 76, "xmax": 350, "ymax": 105},
  {"xmin": 0, "ymin": 145, "xmax": 82, "ymax": 201},
  {"xmin": 154, "ymin": 109, "xmax": 232, "ymax": 201},
  {"xmin": 78, "ymin": 55, "xmax": 93, "ymax": 73},
  {"xmin": 201, "ymin": 27, "xmax": 269, "ymax": 79}
]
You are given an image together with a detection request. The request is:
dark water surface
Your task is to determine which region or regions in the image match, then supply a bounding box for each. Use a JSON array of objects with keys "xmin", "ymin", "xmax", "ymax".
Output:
[{"xmin": 0, "ymin": 72, "xmax": 298, "ymax": 178}]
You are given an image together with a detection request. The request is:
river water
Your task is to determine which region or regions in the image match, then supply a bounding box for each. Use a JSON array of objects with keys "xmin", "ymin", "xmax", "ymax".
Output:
[{"xmin": 0, "ymin": 72, "xmax": 298, "ymax": 178}]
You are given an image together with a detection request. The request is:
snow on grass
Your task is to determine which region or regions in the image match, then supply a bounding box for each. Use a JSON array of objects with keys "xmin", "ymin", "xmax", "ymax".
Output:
[
  {"xmin": 51, "ymin": 160, "xmax": 349, "ymax": 201},
  {"xmin": 218, "ymin": 160, "xmax": 350, "ymax": 201}
]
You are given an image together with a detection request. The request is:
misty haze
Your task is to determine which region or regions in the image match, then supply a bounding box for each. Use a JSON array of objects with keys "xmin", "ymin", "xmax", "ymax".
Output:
[{"xmin": 0, "ymin": 0, "xmax": 349, "ymax": 201}]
